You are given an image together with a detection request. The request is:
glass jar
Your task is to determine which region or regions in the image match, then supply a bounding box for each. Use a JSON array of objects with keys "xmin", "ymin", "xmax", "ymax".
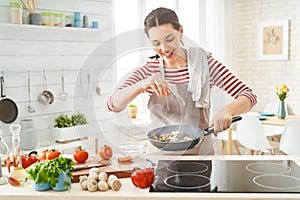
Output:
[
  {"xmin": 8, "ymin": 124, "xmax": 29, "ymax": 187},
  {"xmin": 0, "ymin": 127, "xmax": 9, "ymax": 185},
  {"xmin": 41, "ymin": 12, "xmax": 53, "ymax": 26},
  {"xmin": 39, "ymin": 116, "xmax": 52, "ymax": 147},
  {"xmin": 65, "ymin": 15, "xmax": 73, "ymax": 27},
  {"xmin": 9, "ymin": 2, "xmax": 22, "ymax": 24},
  {"xmin": 54, "ymin": 13, "xmax": 65, "ymax": 27}
]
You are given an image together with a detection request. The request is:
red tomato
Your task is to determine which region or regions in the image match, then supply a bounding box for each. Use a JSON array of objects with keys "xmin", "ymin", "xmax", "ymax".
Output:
[
  {"xmin": 131, "ymin": 167, "xmax": 154, "ymax": 188},
  {"xmin": 99, "ymin": 145, "xmax": 113, "ymax": 160},
  {"xmin": 46, "ymin": 149, "xmax": 61, "ymax": 160},
  {"xmin": 73, "ymin": 149, "xmax": 89, "ymax": 163}
]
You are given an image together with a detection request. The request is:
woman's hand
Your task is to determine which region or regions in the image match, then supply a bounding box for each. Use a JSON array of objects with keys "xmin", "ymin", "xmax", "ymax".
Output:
[
  {"xmin": 210, "ymin": 111, "xmax": 233, "ymax": 134},
  {"xmin": 141, "ymin": 73, "xmax": 170, "ymax": 97}
]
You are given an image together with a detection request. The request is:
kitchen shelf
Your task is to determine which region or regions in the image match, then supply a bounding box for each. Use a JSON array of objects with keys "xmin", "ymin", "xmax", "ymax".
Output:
[{"xmin": 0, "ymin": 23, "xmax": 104, "ymax": 42}]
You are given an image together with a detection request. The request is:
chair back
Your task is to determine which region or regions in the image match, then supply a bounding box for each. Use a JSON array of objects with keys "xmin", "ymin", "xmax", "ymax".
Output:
[
  {"xmin": 236, "ymin": 115, "xmax": 272, "ymax": 151},
  {"xmin": 279, "ymin": 120, "xmax": 300, "ymax": 156}
]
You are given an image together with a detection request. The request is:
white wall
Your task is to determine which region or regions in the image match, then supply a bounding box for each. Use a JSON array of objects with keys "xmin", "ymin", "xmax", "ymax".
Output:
[
  {"xmin": 0, "ymin": 0, "xmax": 126, "ymax": 152},
  {"xmin": 230, "ymin": 0, "xmax": 300, "ymax": 114}
]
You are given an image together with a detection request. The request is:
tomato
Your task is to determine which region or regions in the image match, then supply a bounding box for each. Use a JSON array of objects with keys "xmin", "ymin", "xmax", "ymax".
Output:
[
  {"xmin": 46, "ymin": 149, "xmax": 61, "ymax": 160},
  {"xmin": 40, "ymin": 150, "xmax": 47, "ymax": 160},
  {"xmin": 131, "ymin": 167, "xmax": 154, "ymax": 188},
  {"xmin": 22, "ymin": 151, "xmax": 40, "ymax": 169},
  {"xmin": 73, "ymin": 148, "xmax": 89, "ymax": 163},
  {"xmin": 99, "ymin": 145, "xmax": 113, "ymax": 160}
]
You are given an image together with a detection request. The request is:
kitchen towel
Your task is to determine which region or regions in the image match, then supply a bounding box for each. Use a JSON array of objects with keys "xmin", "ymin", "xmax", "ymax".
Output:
[{"xmin": 187, "ymin": 47, "xmax": 210, "ymax": 108}]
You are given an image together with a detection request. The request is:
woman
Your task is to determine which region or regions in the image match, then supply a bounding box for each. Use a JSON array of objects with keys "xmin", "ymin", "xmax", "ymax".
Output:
[{"xmin": 106, "ymin": 7, "xmax": 257, "ymax": 155}]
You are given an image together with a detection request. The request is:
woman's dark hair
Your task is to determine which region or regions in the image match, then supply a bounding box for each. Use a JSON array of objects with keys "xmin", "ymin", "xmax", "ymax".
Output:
[{"xmin": 144, "ymin": 7, "xmax": 180, "ymax": 37}]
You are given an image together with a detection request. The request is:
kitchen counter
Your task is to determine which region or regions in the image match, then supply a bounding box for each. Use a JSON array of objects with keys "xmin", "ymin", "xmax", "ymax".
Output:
[{"xmin": 1, "ymin": 155, "xmax": 300, "ymax": 200}]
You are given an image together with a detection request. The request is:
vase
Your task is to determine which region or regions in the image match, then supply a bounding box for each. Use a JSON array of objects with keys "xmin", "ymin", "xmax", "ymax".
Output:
[
  {"xmin": 33, "ymin": 182, "xmax": 51, "ymax": 191},
  {"xmin": 277, "ymin": 100, "xmax": 286, "ymax": 119},
  {"xmin": 52, "ymin": 170, "xmax": 71, "ymax": 191}
]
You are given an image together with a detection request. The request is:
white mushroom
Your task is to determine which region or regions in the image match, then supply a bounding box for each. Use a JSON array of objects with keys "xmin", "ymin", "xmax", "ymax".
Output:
[
  {"xmin": 98, "ymin": 180, "xmax": 109, "ymax": 191},
  {"xmin": 107, "ymin": 174, "xmax": 118, "ymax": 183},
  {"xmin": 88, "ymin": 172, "xmax": 98, "ymax": 181},
  {"xmin": 87, "ymin": 179, "xmax": 98, "ymax": 192},
  {"xmin": 89, "ymin": 167, "xmax": 99, "ymax": 174},
  {"xmin": 108, "ymin": 178, "xmax": 122, "ymax": 191},
  {"xmin": 98, "ymin": 172, "xmax": 108, "ymax": 182},
  {"xmin": 80, "ymin": 180, "xmax": 88, "ymax": 190},
  {"xmin": 79, "ymin": 175, "xmax": 88, "ymax": 184}
]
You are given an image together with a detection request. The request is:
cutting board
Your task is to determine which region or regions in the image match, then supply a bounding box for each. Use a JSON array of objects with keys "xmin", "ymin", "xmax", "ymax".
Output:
[{"xmin": 71, "ymin": 156, "xmax": 151, "ymax": 183}]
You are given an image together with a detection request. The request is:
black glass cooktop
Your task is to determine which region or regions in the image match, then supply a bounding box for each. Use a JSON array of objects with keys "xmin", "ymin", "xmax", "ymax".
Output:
[{"xmin": 150, "ymin": 160, "xmax": 300, "ymax": 193}]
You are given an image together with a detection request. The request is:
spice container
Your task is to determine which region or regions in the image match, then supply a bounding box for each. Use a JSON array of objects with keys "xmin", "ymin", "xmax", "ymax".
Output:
[
  {"xmin": 65, "ymin": 15, "xmax": 73, "ymax": 27},
  {"xmin": 41, "ymin": 12, "xmax": 53, "ymax": 26},
  {"xmin": 9, "ymin": 2, "xmax": 22, "ymax": 24},
  {"xmin": 53, "ymin": 13, "xmax": 65, "ymax": 27},
  {"xmin": 74, "ymin": 12, "xmax": 81, "ymax": 27}
]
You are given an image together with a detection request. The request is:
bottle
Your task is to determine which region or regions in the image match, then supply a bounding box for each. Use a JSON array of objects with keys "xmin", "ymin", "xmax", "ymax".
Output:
[
  {"xmin": 41, "ymin": 12, "xmax": 53, "ymax": 26},
  {"xmin": 0, "ymin": 127, "xmax": 9, "ymax": 185},
  {"xmin": 65, "ymin": 15, "xmax": 73, "ymax": 27},
  {"xmin": 74, "ymin": 12, "xmax": 81, "ymax": 27},
  {"xmin": 9, "ymin": 2, "xmax": 22, "ymax": 24},
  {"xmin": 39, "ymin": 116, "xmax": 52, "ymax": 147},
  {"xmin": 7, "ymin": 124, "xmax": 29, "ymax": 187},
  {"xmin": 83, "ymin": 15, "xmax": 88, "ymax": 28}
]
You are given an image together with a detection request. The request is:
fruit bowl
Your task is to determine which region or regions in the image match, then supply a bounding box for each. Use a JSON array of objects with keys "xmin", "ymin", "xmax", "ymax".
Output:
[{"xmin": 118, "ymin": 142, "xmax": 145, "ymax": 158}]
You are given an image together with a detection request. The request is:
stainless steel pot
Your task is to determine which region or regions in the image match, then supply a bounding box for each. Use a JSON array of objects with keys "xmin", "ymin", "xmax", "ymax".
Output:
[{"xmin": 147, "ymin": 116, "xmax": 242, "ymax": 151}]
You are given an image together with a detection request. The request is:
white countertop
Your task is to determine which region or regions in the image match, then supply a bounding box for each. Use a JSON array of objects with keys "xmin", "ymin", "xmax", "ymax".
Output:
[{"xmin": 1, "ymin": 155, "xmax": 300, "ymax": 200}]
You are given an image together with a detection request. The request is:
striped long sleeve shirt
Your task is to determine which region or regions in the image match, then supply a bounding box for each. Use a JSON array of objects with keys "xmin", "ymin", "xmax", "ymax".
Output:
[{"xmin": 106, "ymin": 55, "xmax": 257, "ymax": 112}]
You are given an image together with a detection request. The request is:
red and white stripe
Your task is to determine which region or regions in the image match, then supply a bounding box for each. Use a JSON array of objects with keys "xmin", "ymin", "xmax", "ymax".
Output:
[{"xmin": 106, "ymin": 56, "xmax": 257, "ymax": 112}]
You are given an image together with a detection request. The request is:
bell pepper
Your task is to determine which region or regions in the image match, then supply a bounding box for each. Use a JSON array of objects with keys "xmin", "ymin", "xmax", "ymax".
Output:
[
  {"xmin": 21, "ymin": 151, "xmax": 40, "ymax": 169},
  {"xmin": 131, "ymin": 167, "xmax": 154, "ymax": 188}
]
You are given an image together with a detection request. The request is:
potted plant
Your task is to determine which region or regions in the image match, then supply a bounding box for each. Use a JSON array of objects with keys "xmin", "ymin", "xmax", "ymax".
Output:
[
  {"xmin": 26, "ymin": 156, "xmax": 74, "ymax": 191},
  {"xmin": 52, "ymin": 112, "xmax": 88, "ymax": 142},
  {"xmin": 127, "ymin": 104, "xmax": 138, "ymax": 118}
]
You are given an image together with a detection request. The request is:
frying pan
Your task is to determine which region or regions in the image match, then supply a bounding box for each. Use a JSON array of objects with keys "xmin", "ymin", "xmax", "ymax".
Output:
[
  {"xmin": 147, "ymin": 116, "xmax": 242, "ymax": 151},
  {"xmin": 0, "ymin": 76, "xmax": 18, "ymax": 123}
]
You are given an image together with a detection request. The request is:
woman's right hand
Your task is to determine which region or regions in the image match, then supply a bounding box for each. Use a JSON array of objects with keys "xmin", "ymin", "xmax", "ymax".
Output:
[{"xmin": 141, "ymin": 73, "xmax": 170, "ymax": 97}]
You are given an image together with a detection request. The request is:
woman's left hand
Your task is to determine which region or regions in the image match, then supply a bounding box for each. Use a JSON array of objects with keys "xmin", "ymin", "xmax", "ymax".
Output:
[{"xmin": 210, "ymin": 112, "xmax": 233, "ymax": 134}]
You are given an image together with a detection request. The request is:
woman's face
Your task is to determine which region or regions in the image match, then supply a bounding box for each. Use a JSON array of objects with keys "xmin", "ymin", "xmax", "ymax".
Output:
[{"xmin": 148, "ymin": 23, "xmax": 183, "ymax": 66}]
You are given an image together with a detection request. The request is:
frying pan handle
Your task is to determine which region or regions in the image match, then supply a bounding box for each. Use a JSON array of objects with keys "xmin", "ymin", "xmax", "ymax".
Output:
[
  {"xmin": 204, "ymin": 116, "xmax": 242, "ymax": 135},
  {"xmin": 0, "ymin": 76, "xmax": 5, "ymax": 98}
]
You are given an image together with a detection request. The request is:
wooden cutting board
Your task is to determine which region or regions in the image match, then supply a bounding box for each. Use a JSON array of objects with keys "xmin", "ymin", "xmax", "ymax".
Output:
[{"xmin": 71, "ymin": 156, "xmax": 151, "ymax": 183}]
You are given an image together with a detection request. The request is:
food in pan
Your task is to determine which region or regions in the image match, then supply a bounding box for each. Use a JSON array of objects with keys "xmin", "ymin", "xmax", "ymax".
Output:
[{"xmin": 151, "ymin": 130, "xmax": 192, "ymax": 142}]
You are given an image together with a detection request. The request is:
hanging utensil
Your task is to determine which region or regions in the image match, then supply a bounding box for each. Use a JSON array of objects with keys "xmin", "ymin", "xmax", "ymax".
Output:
[
  {"xmin": 59, "ymin": 68, "xmax": 68, "ymax": 101},
  {"xmin": 38, "ymin": 70, "xmax": 54, "ymax": 105},
  {"xmin": 86, "ymin": 71, "xmax": 91, "ymax": 99},
  {"xmin": 0, "ymin": 74, "xmax": 18, "ymax": 123},
  {"xmin": 27, "ymin": 71, "xmax": 35, "ymax": 113}
]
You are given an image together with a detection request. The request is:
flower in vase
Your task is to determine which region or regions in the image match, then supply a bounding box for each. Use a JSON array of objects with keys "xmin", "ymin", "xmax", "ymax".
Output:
[{"xmin": 276, "ymin": 84, "xmax": 289, "ymax": 101}]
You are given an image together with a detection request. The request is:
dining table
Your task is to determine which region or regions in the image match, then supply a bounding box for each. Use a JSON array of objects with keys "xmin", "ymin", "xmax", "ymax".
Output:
[{"xmin": 225, "ymin": 112, "xmax": 300, "ymax": 155}]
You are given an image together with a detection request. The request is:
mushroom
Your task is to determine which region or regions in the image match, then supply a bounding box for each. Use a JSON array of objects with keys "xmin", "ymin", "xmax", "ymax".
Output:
[
  {"xmin": 98, "ymin": 172, "xmax": 108, "ymax": 182},
  {"xmin": 108, "ymin": 178, "xmax": 122, "ymax": 191},
  {"xmin": 107, "ymin": 174, "xmax": 118, "ymax": 183},
  {"xmin": 80, "ymin": 180, "xmax": 88, "ymax": 190},
  {"xmin": 88, "ymin": 172, "xmax": 98, "ymax": 181},
  {"xmin": 89, "ymin": 167, "xmax": 99, "ymax": 174},
  {"xmin": 79, "ymin": 175, "xmax": 88, "ymax": 184},
  {"xmin": 87, "ymin": 180, "xmax": 98, "ymax": 192},
  {"xmin": 98, "ymin": 180, "xmax": 109, "ymax": 191}
]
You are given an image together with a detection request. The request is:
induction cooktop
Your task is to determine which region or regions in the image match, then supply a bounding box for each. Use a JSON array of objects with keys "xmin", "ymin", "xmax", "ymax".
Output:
[{"xmin": 150, "ymin": 160, "xmax": 300, "ymax": 193}]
